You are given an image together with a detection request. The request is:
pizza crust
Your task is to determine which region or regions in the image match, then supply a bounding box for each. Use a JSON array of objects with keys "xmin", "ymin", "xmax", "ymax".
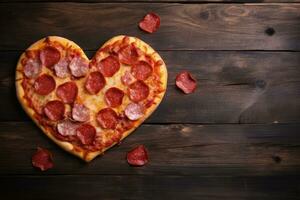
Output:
[{"xmin": 16, "ymin": 35, "xmax": 167, "ymax": 162}]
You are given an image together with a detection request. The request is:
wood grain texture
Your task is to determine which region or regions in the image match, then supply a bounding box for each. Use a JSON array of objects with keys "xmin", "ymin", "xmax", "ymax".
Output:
[
  {"xmin": 1, "ymin": 122, "xmax": 299, "ymax": 175},
  {"xmin": 0, "ymin": 1, "xmax": 300, "ymax": 199},
  {"xmin": 0, "ymin": 3, "xmax": 300, "ymax": 50},
  {"xmin": 1, "ymin": 175, "xmax": 299, "ymax": 200},
  {"xmin": 2, "ymin": 51, "xmax": 300, "ymax": 123},
  {"xmin": 1, "ymin": 0, "xmax": 300, "ymax": 2}
]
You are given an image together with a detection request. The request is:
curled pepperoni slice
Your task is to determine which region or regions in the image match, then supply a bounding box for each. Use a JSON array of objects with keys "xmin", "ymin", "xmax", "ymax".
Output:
[
  {"xmin": 128, "ymin": 80, "xmax": 150, "ymax": 102},
  {"xmin": 69, "ymin": 56, "xmax": 89, "ymax": 77},
  {"xmin": 131, "ymin": 61, "xmax": 153, "ymax": 80},
  {"xmin": 125, "ymin": 103, "xmax": 144, "ymax": 121},
  {"xmin": 121, "ymin": 71, "xmax": 135, "ymax": 86},
  {"xmin": 118, "ymin": 44, "xmax": 139, "ymax": 65},
  {"xmin": 56, "ymin": 81, "xmax": 78, "ymax": 104},
  {"xmin": 76, "ymin": 124, "xmax": 96, "ymax": 145},
  {"xmin": 72, "ymin": 103, "xmax": 90, "ymax": 122},
  {"xmin": 24, "ymin": 58, "xmax": 42, "ymax": 78},
  {"xmin": 54, "ymin": 58, "xmax": 69, "ymax": 78},
  {"xmin": 175, "ymin": 71, "xmax": 197, "ymax": 94},
  {"xmin": 139, "ymin": 13, "xmax": 160, "ymax": 33},
  {"xmin": 96, "ymin": 108, "xmax": 118, "ymax": 129},
  {"xmin": 85, "ymin": 72, "xmax": 106, "ymax": 94},
  {"xmin": 126, "ymin": 145, "xmax": 149, "ymax": 166},
  {"xmin": 57, "ymin": 120, "xmax": 78, "ymax": 136},
  {"xmin": 105, "ymin": 87, "xmax": 124, "ymax": 108},
  {"xmin": 32, "ymin": 147, "xmax": 54, "ymax": 171},
  {"xmin": 34, "ymin": 74, "xmax": 56, "ymax": 95},
  {"xmin": 40, "ymin": 46, "xmax": 61, "ymax": 69},
  {"xmin": 44, "ymin": 100, "xmax": 65, "ymax": 121},
  {"xmin": 98, "ymin": 56, "xmax": 120, "ymax": 77}
]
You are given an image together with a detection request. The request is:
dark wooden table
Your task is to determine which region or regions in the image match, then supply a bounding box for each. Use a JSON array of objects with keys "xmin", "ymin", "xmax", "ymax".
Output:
[{"xmin": 1, "ymin": 0, "xmax": 300, "ymax": 199}]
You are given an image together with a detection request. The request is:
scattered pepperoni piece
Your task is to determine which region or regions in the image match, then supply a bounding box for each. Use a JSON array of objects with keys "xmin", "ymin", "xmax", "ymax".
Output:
[
  {"xmin": 56, "ymin": 81, "xmax": 78, "ymax": 104},
  {"xmin": 76, "ymin": 124, "xmax": 96, "ymax": 145},
  {"xmin": 121, "ymin": 71, "xmax": 135, "ymax": 86},
  {"xmin": 131, "ymin": 61, "xmax": 153, "ymax": 80},
  {"xmin": 44, "ymin": 100, "xmax": 65, "ymax": 121},
  {"xmin": 85, "ymin": 72, "xmax": 106, "ymax": 94},
  {"xmin": 40, "ymin": 46, "xmax": 61, "ymax": 69},
  {"xmin": 105, "ymin": 87, "xmax": 124, "ymax": 108},
  {"xmin": 98, "ymin": 55, "xmax": 120, "ymax": 77},
  {"xmin": 24, "ymin": 58, "xmax": 42, "ymax": 78},
  {"xmin": 175, "ymin": 71, "xmax": 197, "ymax": 94},
  {"xmin": 127, "ymin": 145, "xmax": 149, "ymax": 166},
  {"xmin": 96, "ymin": 108, "xmax": 119, "ymax": 129},
  {"xmin": 69, "ymin": 56, "xmax": 89, "ymax": 77},
  {"xmin": 128, "ymin": 80, "xmax": 150, "ymax": 102},
  {"xmin": 139, "ymin": 13, "xmax": 160, "ymax": 33},
  {"xmin": 54, "ymin": 58, "xmax": 69, "ymax": 78},
  {"xmin": 34, "ymin": 74, "xmax": 56, "ymax": 95},
  {"xmin": 32, "ymin": 147, "xmax": 54, "ymax": 171},
  {"xmin": 118, "ymin": 44, "xmax": 139, "ymax": 65},
  {"xmin": 125, "ymin": 103, "xmax": 145, "ymax": 121},
  {"xmin": 57, "ymin": 120, "xmax": 78, "ymax": 136},
  {"xmin": 72, "ymin": 103, "xmax": 90, "ymax": 122}
]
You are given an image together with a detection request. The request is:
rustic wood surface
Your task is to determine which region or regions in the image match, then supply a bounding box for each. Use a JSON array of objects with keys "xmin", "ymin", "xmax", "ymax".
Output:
[
  {"xmin": 1, "ymin": 0, "xmax": 300, "ymax": 2},
  {"xmin": 1, "ymin": 122, "xmax": 300, "ymax": 176},
  {"xmin": 0, "ymin": 1, "xmax": 299, "ymax": 200},
  {"xmin": 1, "ymin": 3, "xmax": 300, "ymax": 51}
]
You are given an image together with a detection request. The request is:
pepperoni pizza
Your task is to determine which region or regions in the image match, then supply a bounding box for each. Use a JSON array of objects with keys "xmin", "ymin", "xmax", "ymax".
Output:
[{"xmin": 16, "ymin": 35, "xmax": 167, "ymax": 162}]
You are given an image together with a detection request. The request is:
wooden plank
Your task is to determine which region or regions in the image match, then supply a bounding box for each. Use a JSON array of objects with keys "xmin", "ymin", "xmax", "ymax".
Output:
[
  {"xmin": 1, "ymin": 175, "xmax": 299, "ymax": 200},
  {"xmin": 1, "ymin": 0, "xmax": 299, "ymax": 3},
  {"xmin": 0, "ymin": 3, "xmax": 300, "ymax": 50},
  {"xmin": 1, "ymin": 122, "xmax": 299, "ymax": 176},
  {"xmin": 1, "ymin": 51, "xmax": 300, "ymax": 123}
]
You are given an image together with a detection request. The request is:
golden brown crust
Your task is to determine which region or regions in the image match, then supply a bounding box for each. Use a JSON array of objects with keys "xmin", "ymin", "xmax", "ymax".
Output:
[{"xmin": 16, "ymin": 35, "xmax": 167, "ymax": 162}]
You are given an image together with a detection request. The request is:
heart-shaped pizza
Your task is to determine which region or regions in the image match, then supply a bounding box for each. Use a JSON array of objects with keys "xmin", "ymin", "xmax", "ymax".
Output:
[{"xmin": 16, "ymin": 35, "xmax": 167, "ymax": 162}]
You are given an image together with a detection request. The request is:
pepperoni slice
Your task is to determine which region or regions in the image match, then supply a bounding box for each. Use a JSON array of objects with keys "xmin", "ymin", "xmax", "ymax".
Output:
[
  {"xmin": 85, "ymin": 72, "xmax": 106, "ymax": 94},
  {"xmin": 128, "ymin": 81, "xmax": 150, "ymax": 102},
  {"xmin": 44, "ymin": 100, "xmax": 65, "ymax": 121},
  {"xmin": 54, "ymin": 58, "xmax": 69, "ymax": 78},
  {"xmin": 57, "ymin": 120, "xmax": 78, "ymax": 136},
  {"xmin": 131, "ymin": 61, "xmax": 153, "ymax": 80},
  {"xmin": 32, "ymin": 147, "xmax": 54, "ymax": 171},
  {"xmin": 98, "ymin": 56, "xmax": 120, "ymax": 77},
  {"xmin": 121, "ymin": 71, "xmax": 135, "ymax": 86},
  {"xmin": 40, "ymin": 46, "xmax": 61, "ymax": 69},
  {"xmin": 125, "ymin": 103, "xmax": 144, "ymax": 121},
  {"xmin": 76, "ymin": 124, "xmax": 96, "ymax": 145},
  {"xmin": 34, "ymin": 74, "xmax": 56, "ymax": 95},
  {"xmin": 72, "ymin": 103, "xmax": 90, "ymax": 122},
  {"xmin": 105, "ymin": 87, "xmax": 124, "ymax": 107},
  {"xmin": 175, "ymin": 71, "xmax": 197, "ymax": 94},
  {"xmin": 118, "ymin": 44, "xmax": 139, "ymax": 65},
  {"xmin": 56, "ymin": 81, "xmax": 78, "ymax": 104},
  {"xmin": 139, "ymin": 13, "xmax": 160, "ymax": 33},
  {"xmin": 126, "ymin": 145, "xmax": 149, "ymax": 166},
  {"xmin": 69, "ymin": 56, "xmax": 89, "ymax": 77},
  {"xmin": 96, "ymin": 108, "xmax": 118, "ymax": 129},
  {"xmin": 143, "ymin": 55, "xmax": 155, "ymax": 67},
  {"xmin": 24, "ymin": 58, "xmax": 42, "ymax": 78}
]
